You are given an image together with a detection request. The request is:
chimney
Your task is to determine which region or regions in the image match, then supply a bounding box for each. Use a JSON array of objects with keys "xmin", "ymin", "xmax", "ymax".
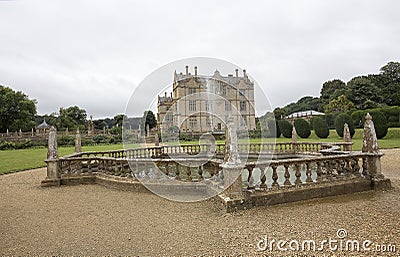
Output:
[
  {"xmin": 194, "ymin": 66, "xmax": 198, "ymax": 76},
  {"xmin": 235, "ymin": 69, "xmax": 238, "ymax": 78},
  {"xmin": 185, "ymin": 65, "xmax": 189, "ymax": 75},
  {"xmin": 243, "ymin": 69, "xmax": 247, "ymax": 77}
]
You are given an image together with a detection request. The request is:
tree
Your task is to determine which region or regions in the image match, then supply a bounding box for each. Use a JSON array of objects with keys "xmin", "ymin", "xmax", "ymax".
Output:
[
  {"xmin": 320, "ymin": 79, "xmax": 346, "ymax": 102},
  {"xmin": 379, "ymin": 61, "xmax": 400, "ymax": 106},
  {"xmin": 142, "ymin": 110, "xmax": 157, "ymax": 132},
  {"xmin": 325, "ymin": 95, "xmax": 355, "ymax": 113},
  {"xmin": 334, "ymin": 113, "xmax": 355, "ymax": 138},
  {"xmin": 312, "ymin": 117, "xmax": 329, "ymax": 138},
  {"xmin": 294, "ymin": 119, "xmax": 311, "ymax": 138},
  {"xmin": 277, "ymin": 120, "xmax": 293, "ymax": 138},
  {"xmin": 368, "ymin": 110, "xmax": 388, "ymax": 139},
  {"xmin": 346, "ymin": 76, "xmax": 382, "ymax": 109},
  {"xmin": 0, "ymin": 85, "xmax": 37, "ymax": 132},
  {"xmin": 58, "ymin": 106, "xmax": 87, "ymax": 130}
]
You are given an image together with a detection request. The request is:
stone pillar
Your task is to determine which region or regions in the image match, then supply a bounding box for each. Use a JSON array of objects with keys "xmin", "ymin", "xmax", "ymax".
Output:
[
  {"xmin": 292, "ymin": 126, "xmax": 298, "ymax": 152},
  {"xmin": 343, "ymin": 123, "xmax": 352, "ymax": 151},
  {"xmin": 75, "ymin": 128, "xmax": 82, "ymax": 153},
  {"xmin": 65, "ymin": 127, "xmax": 69, "ymax": 135},
  {"xmin": 42, "ymin": 126, "xmax": 60, "ymax": 186},
  {"xmin": 31, "ymin": 128, "xmax": 34, "ymax": 137},
  {"xmin": 146, "ymin": 124, "xmax": 150, "ymax": 137},
  {"xmin": 6, "ymin": 129, "xmax": 9, "ymax": 137},
  {"xmin": 19, "ymin": 129, "xmax": 22, "ymax": 137},
  {"xmin": 154, "ymin": 133, "xmax": 159, "ymax": 146},
  {"xmin": 362, "ymin": 113, "xmax": 390, "ymax": 189},
  {"xmin": 221, "ymin": 116, "xmax": 242, "ymax": 199},
  {"xmin": 88, "ymin": 115, "xmax": 94, "ymax": 136}
]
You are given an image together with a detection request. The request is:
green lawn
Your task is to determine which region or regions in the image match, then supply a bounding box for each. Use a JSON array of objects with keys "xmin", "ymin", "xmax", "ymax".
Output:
[
  {"xmin": 0, "ymin": 144, "xmax": 123, "ymax": 175},
  {"xmin": 0, "ymin": 128, "xmax": 399, "ymax": 175}
]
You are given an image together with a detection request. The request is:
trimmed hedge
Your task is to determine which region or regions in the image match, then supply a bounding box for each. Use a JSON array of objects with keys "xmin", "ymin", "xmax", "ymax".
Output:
[
  {"xmin": 369, "ymin": 110, "xmax": 388, "ymax": 139},
  {"xmin": 278, "ymin": 120, "xmax": 293, "ymax": 138},
  {"xmin": 267, "ymin": 119, "xmax": 281, "ymax": 138},
  {"xmin": 312, "ymin": 117, "xmax": 329, "ymax": 138},
  {"xmin": 294, "ymin": 119, "xmax": 311, "ymax": 138},
  {"xmin": 334, "ymin": 113, "xmax": 355, "ymax": 138}
]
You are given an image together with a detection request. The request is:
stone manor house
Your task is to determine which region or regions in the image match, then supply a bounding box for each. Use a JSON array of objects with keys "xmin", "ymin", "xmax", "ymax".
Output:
[{"xmin": 157, "ymin": 66, "xmax": 256, "ymax": 135}]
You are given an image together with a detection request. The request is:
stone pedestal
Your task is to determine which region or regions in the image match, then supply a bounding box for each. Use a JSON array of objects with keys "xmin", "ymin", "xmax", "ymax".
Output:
[{"xmin": 42, "ymin": 126, "xmax": 60, "ymax": 186}]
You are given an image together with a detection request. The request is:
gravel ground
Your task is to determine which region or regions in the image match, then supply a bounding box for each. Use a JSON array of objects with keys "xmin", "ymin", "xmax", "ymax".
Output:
[{"xmin": 1, "ymin": 149, "xmax": 399, "ymax": 256}]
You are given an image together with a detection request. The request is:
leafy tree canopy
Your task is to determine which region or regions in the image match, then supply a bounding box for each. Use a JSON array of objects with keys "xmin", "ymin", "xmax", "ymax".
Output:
[
  {"xmin": 0, "ymin": 85, "xmax": 37, "ymax": 132},
  {"xmin": 57, "ymin": 105, "xmax": 87, "ymax": 131}
]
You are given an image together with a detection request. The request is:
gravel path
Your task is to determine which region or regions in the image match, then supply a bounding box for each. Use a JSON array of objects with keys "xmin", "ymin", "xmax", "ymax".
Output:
[{"xmin": 1, "ymin": 149, "xmax": 399, "ymax": 256}]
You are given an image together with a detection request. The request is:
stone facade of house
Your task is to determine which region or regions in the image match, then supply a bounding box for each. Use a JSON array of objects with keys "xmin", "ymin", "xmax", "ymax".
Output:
[{"xmin": 157, "ymin": 66, "xmax": 256, "ymax": 135}]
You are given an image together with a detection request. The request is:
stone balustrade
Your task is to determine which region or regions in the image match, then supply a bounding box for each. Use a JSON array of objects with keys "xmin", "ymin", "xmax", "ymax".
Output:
[
  {"xmin": 41, "ymin": 114, "xmax": 391, "ymax": 212},
  {"xmin": 242, "ymin": 153, "xmax": 374, "ymax": 190}
]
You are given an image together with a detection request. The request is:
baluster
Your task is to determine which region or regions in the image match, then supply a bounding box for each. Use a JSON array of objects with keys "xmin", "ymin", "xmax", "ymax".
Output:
[
  {"xmin": 175, "ymin": 162, "xmax": 180, "ymax": 180},
  {"xmin": 165, "ymin": 162, "xmax": 169, "ymax": 177},
  {"xmin": 198, "ymin": 165, "xmax": 203, "ymax": 180},
  {"xmin": 186, "ymin": 166, "xmax": 192, "ymax": 181},
  {"xmin": 114, "ymin": 160, "xmax": 120, "ymax": 176},
  {"xmin": 271, "ymin": 165, "xmax": 279, "ymax": 188},
  {"xmin": 335, "ymin": 160, "xmax": 343, "ymax": 179},
  {"xmin": 284, "ymin": 164, "xmax": 292, "ymax": 186},
  {"xmin": 294, "ymin": 163, "xmax": 302, "ymax": 185},
  {"xmin": 315, "ymin": 161, "xmax": 322, "ymax": 183},
  {"xmin": 326, "ymin": 160, "xmax": 334, "ymax": 181},
  {"xmin": 88, "ymin": 159, "xmax": 92, "ymax": 174},
  {"xmin": 352, "ymin": 157, "xmax": 361, "ymax": 177},
  {"xmin": 343, "ymin": 159, "xmax": 351, "ymax": 178},
  {"xmin": 305, "ymin": 162, "xmax": 313, "ymax": 183},
  {"xmin": 247, "ymin": 165, "xmax": 255, "ymax": 190},
  {"xmin": 362, "ymin": 157, "xmax": 368, "ymax": 177},
  {"xmin": 259, "ymin": 166, "xmax": 267, "ymax": 189}
]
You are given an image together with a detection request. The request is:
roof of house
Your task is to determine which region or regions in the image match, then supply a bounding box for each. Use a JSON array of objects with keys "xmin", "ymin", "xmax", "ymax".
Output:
[
  {"xmin": 285, "ymin": 110, "xmax": 325, "ymax": 119},
  {"xmin": 37, "ymin": 119, "xmax": 51, "ymax": 129}
]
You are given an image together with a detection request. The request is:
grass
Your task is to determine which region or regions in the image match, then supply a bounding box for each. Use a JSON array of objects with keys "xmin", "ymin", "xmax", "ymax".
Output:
[
  {"xmin": 0, "ymin": 128, "xmax": 399, "ymax": 175},
  {"xmin": 0, "ymin": 144, "xmax": 123, "ymax": 175}
]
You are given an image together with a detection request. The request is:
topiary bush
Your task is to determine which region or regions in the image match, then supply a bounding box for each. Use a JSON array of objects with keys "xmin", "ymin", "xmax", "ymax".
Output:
[
  {"xmin": 294, "ymin": 119, "xmax": 311, "ymax": 138},
  {"xmin": 368, "ymin": 111, "xmax": 388, "ymax": 139},
  {"xmin": 334, "ymin": 113, "xmax": 355, "ymax": 138},
  {"xmin": 267, "ymin": 119, "xmax": 281, "ymax": 138},
  {"xmin": 351, "ymin": 110, "xmax": 364, "ymax": 128},
  {"xmin": 313, "ymin": 117, "xmax": 329, "ymax": 138},
  {"xmin": 278, "ymin": 120, "xmax": 293, "ymax": 138}
]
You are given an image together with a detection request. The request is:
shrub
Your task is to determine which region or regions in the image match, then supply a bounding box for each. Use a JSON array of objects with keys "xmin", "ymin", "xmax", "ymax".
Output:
[
  {"xmin": 58, "ymin": 135, "xmax": 74, "ymax": 146},
  {"xmin": 351, "ymin": 110, "xmax": 364, "ymax": 128},
  {"xmin": 334, "ymin": 113, "xmax": 355, "ymax": 138},
  {"xmin": 278, "ymin": 120, "xmax": 293, "ymax": 138},
  {"xmin": 0, "ymin": 141, "xmax": 16, "ymax": 150},
  {"xmin": 368, "ymin": 110, "xmax": 388, "ymax": 139},
  {"xmin": 15, "ymin": 139, "xmax": 33, "ymax": 149},
  {"xmin": 92, "ymin": 135, "xmax": 108, "ymax": 144},
  {"xmin": 266, "ymin": 119, "xmax": 281, "ymax": 138},
  {"xmin": 268, "ymin": 120, "xmax": 282, "ymax": 138},
  {"xmin": 313, "ymin": 117, "xmax": 329, "ymax": 138},
  {"xmin": 294, "ymin": 119, "xmax": 311, "ymax": 138}
]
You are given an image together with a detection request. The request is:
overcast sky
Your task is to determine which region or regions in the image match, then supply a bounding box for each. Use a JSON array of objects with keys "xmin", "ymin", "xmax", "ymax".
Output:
[{"xmin": 0, "ymin": 0, "xmax": 399, "ymax": 118}]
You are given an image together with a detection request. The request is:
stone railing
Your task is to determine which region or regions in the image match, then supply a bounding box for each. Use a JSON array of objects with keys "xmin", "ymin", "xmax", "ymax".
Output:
[
  {"xmin": 65, "ymin": 141, "xmax": 352, "ymax": 161},
  {"xmin": 42, "ymin": 114, "xmax": 391, "ymax": 212},
  {"xmin": 42, "ymin": 140, "xmax": 353, "ymax": 188},
  {"xmin": 56, "ymin": 156, "xmax": 223, "ymax": 183},
  {"xmin": 242, "ymin": 152, "xmax": 375, "ymax": 190}
]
